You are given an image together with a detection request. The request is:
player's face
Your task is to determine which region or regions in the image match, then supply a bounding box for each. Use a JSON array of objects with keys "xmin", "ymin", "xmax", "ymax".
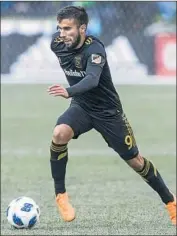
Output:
[{"xmin": 58, "ymin": 19, "xmax": 85, "ymax": 49}]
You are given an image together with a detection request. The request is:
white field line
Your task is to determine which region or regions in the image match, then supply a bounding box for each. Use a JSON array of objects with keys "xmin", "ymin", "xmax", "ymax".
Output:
[
  {"xmin": 1, "ymin": 148, "xmax": 176, "ymax": 157},
  {"xmin": 1, "ymin": 74, "xmax": 176, "ymax": 85}
]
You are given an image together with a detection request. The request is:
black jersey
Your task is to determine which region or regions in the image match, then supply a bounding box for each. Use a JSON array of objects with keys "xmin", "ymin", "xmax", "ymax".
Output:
[{"xmin": 50, "ymin": 32, "xmax": 123, "ymax": 116}]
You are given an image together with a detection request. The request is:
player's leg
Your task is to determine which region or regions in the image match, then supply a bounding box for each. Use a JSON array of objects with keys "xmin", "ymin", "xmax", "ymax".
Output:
[
  {"xmin": 93, "ymin": 112, "xmax": 176, "ymax": 225},
  {"xmin": 51, "ymin": 124, "xmax": 73, "ymax": 195},
  {"xmin": 126, "ymin": 153, "xmax": 176, "ymax": 225},
  {"xmin": 50, "ymin": 123, "xmax": 74, "ymax": 222},
  {"xmin": 50, "ymin": 104, "xmax": 93, "ymax": 221}
]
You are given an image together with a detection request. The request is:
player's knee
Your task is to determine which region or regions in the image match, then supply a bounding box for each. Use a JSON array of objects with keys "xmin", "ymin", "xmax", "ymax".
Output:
[
  {"xmin": 126, "ymin": 153, "xmax": 144, "ymax": 172},
  {"xmin": 52, "ymin": 124, "xmax": 74, "ymax": 144}
]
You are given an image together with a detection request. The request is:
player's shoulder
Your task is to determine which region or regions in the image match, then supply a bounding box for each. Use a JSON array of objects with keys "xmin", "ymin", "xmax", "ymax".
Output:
[
  {"xmin": 50, "ymin": 31, "xmax": 64, "ymax": 51},
  {"xmin": 84, "ymin": 35, "xmax": 106, "ymax": 56}
]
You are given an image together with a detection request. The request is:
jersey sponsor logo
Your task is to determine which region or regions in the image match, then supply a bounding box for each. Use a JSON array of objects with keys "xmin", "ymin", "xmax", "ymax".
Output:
[
  {"xmin": 91, "ymin": 54, "xmax": 102, "ymax": 64},
  {"xmin": 74, "ymin": 55, "xmax": 82, "ymax": 68},
  {"xmin": 63, "ymin": 69, "xmax": 86, "ymax": 77}
]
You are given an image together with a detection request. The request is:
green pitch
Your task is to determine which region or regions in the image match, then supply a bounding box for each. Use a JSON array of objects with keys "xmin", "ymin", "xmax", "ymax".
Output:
[{"xmin": 1, "ymin": 84, "xmax": 176, "ymax": 235}]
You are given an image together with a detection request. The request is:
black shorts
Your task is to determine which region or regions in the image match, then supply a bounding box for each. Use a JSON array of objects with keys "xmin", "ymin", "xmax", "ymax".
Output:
[{"xmin": 56, "ymin": 104, "xmax": 139, "ymax": 160}]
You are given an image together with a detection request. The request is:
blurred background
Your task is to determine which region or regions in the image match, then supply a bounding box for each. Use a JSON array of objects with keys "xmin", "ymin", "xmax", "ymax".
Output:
[{"xmin": 1, "ymin": 1, "xmax": 176, "ymax": 83}]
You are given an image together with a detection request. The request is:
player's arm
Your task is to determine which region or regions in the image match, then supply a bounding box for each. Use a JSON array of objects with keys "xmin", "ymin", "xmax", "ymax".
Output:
[
  {"xmin": 66, "ymin": 54, "xmax": 105, "ymax": 97},
  {"xmin": 47, "ymin": 55, "xmax": 105, "ymax": 98},
  {"xmin": 48, "ymin": 42, "xmax": 106, "ymax": 98},
  {"xmin": 47, "ymin": 56, "xmax": 105, "ymax": 98}
]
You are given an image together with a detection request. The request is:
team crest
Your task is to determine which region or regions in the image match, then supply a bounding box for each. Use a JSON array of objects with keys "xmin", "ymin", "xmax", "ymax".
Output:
[
  {"xmin": 91, "ymin": 54, "xmax": 102, "ymax": 64},
  {"xmin": 74, "ymin": 56, "xmax": 82, "ymax": 68}
]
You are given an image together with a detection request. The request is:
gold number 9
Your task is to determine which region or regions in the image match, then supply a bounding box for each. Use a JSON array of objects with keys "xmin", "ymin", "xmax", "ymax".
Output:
[{"xmin": 125, "ymin": 135, "xmax": 133, "ymax": 150}]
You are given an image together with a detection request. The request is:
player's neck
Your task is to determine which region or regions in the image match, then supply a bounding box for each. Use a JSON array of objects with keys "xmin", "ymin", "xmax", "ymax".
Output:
[{"xmin": 75, "ymin": 35, "xmax": 86, "ymax": 49}]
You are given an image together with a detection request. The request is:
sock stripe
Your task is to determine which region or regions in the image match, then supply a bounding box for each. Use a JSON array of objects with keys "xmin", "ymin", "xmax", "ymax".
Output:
[
  {"xmin": 51, "ymin": 145, "xmax": 67, "ymax": 153},
  {"xmin": 151, "ymin": 162, "xmax": 157, "ymax": 177},
  {"xmin": 142, "ymin": 161, "xmax": 150, "ymax": 177},
  {"xmin": 50, "ymin": 143, "xmax": 67, "ymax": 152},
  {"xmin": 138, "ymin": 159, "xmax": 150, "ymax": 177},
  {"xmin": 138, "ymin": 159, "xmax": 157, "ymax": 179}
]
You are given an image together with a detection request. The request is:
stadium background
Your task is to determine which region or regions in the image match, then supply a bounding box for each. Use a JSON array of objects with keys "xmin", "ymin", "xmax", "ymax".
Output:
[
  {"xmin": 1, "ymin": 1, "xmax": 176, "ymax": 235},
  {"xmin": 1, "ymin": 1, "xmax": 176, "ymax": 83}
]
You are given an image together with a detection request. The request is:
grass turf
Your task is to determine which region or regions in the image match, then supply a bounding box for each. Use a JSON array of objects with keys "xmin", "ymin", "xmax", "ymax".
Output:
[{"xmin": 1, "ymin": 84, "xmax": 176, "ymax": 235}]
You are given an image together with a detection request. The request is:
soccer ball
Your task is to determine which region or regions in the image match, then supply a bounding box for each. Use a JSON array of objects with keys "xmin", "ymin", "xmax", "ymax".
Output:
[{"xmin": 6, "ymin": 196, "xmax": 40, "ymax": 229}]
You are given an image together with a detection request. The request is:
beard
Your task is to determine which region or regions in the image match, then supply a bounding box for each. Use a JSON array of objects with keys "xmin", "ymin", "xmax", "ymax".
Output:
[{"xmin": 65, "ymin": 33, "xmax": 81, "ymax": 50}]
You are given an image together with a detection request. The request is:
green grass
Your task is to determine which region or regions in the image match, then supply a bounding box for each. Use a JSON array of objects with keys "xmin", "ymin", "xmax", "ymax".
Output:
[{"xmin": 1, "ymin": 84, "xmax": 176, "ymax": 235}]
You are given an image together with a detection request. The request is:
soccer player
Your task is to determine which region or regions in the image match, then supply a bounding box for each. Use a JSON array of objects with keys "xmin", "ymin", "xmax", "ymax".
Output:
[{"xmin": 48, "ymin": 6, "xmax": 176, "ymax": 225}]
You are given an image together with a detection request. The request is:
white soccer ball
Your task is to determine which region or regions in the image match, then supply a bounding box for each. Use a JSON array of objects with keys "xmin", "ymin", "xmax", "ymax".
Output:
[{"xmin": 6, "ymin": 196, "xmax": 40, "ymax": 229}]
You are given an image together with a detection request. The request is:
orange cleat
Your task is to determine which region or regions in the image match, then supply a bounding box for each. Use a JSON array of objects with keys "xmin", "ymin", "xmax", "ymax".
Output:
[
  {"xmin": 56, "ymin": 192, "xmax": 75, "ymax": 222},
  {"xmin": 166, "ymin": 195, "xmax": 176, "ymax": 225}
]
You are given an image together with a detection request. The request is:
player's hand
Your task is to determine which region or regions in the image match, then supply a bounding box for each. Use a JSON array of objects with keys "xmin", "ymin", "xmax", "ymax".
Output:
[{"xmin": 47, "ymin": 84, "xmax": 69, "ymax": 98}]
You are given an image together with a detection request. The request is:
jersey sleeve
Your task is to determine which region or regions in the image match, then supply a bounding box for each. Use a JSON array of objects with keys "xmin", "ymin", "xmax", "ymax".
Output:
[
  {"xmin": 86, "ymin": 40, "xmax": 106, "ymax": 58},
  {"xmin": 85, "ymin": 40, "xmax": 106, "ymax": 77}
]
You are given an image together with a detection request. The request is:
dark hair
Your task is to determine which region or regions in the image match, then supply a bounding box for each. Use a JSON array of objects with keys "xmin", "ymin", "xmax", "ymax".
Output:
[{"xmin": 57, "ymin": 6, "xmax": 89, "ymax": 27}]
